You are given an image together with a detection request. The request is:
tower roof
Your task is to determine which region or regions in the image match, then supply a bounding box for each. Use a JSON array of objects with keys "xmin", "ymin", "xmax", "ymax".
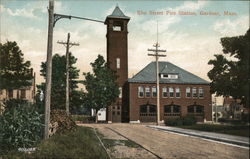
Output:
[
  {"xmin": 106, "ymin": 6, "xmax": 130, "ymax": 20},
  {"xmin": 128, "ymin": 61, "xmax": 210, "ymax": 85}
]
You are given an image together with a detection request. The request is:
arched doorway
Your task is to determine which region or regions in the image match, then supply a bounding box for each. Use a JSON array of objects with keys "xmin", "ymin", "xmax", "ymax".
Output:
[
  {"xmin": 164, "ymin": 104, "xmax": 181, "ymax": 120},
  {"xmin": 139, "ymin": 104, "xmax": 157, "ymax": 122},
  {"xmin": 187, "ymin": 105, "xmax": 204, "ymax": 121}
]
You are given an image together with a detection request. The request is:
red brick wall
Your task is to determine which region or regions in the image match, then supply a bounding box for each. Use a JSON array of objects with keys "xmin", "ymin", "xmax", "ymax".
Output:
[
  {"xmin": 106, "ymin": 18, "xmax": 129, "ymax": 122},
  {"xmin": 129, "ymin": 83, "xmax": 212, "ymax": 122}
]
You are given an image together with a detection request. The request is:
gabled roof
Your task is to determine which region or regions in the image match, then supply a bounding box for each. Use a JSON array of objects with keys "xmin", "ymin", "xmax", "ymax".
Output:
[
  {"xmin": 128, "ymin": 61, "xmax": 210, "ymax": 85},
  {"xmin": 106, "ymin": 6, "xmax": 130, "ymax": 20}
]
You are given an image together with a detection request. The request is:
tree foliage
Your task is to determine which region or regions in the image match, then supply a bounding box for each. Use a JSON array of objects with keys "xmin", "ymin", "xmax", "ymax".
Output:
[
  {"xmin": 0, "ymin": 41, "xmax": 32, "ymax": 90},
  {"xmin": 82, "ymin": 55, "xmax": 119, "ymax": 111},
  {"xmin": 38, "ymin": 53, "xmax": 83, "ymax": 111},
  {"xmin": 208, "ymin": 29, "xmax": 250, "ymax": 107}
]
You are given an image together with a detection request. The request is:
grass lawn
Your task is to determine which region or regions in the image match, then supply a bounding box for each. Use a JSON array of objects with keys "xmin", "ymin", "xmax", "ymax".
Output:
[
  {"xmin": 177, "ymin": 124, "xmax": 249, "ymax": 137},
  {"xmin": 1, "ymin": 126, "xmax": 109, "ymax": 159}
]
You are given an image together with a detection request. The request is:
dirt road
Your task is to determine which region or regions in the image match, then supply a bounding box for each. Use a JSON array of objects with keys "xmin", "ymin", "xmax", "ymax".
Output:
[{"xmin": 81, "ymin": 123, "xmax": 249, "ymax": 159}]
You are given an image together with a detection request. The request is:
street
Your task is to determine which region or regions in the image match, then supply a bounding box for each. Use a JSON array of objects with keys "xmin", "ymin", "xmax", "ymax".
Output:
[{"xmin": 80, "ymin": 123, "xmax": 249, "ymax": 159}]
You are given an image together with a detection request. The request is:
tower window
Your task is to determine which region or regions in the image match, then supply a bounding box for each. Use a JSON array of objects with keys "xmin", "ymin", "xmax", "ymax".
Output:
[
  {"xmin": 113, "ymin": 21, "xmax": 123, "ymax": 31},
  {"xmin": 119, "ymin": 87, "xmax": 122, "ymax": 98},
  {"xmin": 116, "ymin": 58, "xmax": 120, "ymax": 69}
]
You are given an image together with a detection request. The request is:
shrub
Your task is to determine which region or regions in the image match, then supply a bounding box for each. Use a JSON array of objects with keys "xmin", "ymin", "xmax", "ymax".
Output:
[
  {"xmin": 165, "ymin": 118, "xmax": 183, "ymax": 126},
  {"xmin": 165, "ymin": 116, "xmax": 197, "ymax": 126},
  {"xmin": 0, "ymin": 99, "xmax": 43, "ymax": 151},
  {"xmin": 218, "ymin": 118, "xmax": 226, "ymax": 122},
  {"xmin": 242, "ymin": 114, "xmax": 249, "ymax": 123},
  {"xmin": 50, "ymin": 109, "xmax": 76, "ymax": 134},
  {"xmin": 182, "ymin": 115, "xmax": 197, "ymax": 126},
  {"xmin": 71, "ymin": 115, "xmax": 96, "ymax": 123}
]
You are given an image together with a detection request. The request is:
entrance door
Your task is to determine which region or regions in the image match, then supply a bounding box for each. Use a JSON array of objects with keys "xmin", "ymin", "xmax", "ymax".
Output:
[{"xmin": 139, "ymin": 104, "xmax": 157, "ymax": 122}]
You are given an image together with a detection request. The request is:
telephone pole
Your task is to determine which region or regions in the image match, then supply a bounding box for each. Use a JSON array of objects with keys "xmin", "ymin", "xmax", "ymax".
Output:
[
  {"xmin": 57, "ymin": 33, "xmax": 79, "ymax": 115},
  {"xmin": 147, "ymin": 22, "xmax": 166, "ymax": 125},
  {"xmin": 44, "ymin": 0, "xmax": 103, "ymax": 139},
  {"xmin": 44, "ymin": 0, "xmax": 54, "ymax": 139}
]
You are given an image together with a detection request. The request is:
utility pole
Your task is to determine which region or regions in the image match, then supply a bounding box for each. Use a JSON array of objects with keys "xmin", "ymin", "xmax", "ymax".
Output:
[
  {"xmin": 57, "ymin": 33, "xmax": 79, "ymax": 115},
  {"xmin": 44, "ymin": 0, "xmax": 103, "ymax": 139},
  {"xmin": 147, "ymin": 22, "xmax": 166, "ymax": 125},
  {"xmin": 215, "ymin": 97, "xmax": 218, "ymax": 123},
  {"xmin": 44, "ymin": 0, "xmax": 54, "ymax": 139}
]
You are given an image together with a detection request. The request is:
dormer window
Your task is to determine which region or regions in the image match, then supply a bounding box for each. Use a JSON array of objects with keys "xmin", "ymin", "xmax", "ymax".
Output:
[
  {"xmin": 113, "ymin": 21, "xmax": 123, "ymax": 31},
  {"xmin": 161, "ymin": 74, "xmax": 178, "ymax": 79}
]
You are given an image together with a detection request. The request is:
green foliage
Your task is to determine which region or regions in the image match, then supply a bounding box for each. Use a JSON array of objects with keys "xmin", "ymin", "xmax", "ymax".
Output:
[
  {"xmin": 82, "ymin": 55, "xmax": 119, "ymax": 111},
  {"xmin": 50, "ymin": 109, "xmax": 76, "ymax": 134},
  {"xmin": 1, "ymin": 127, "xmax": 109, "ymax": 159},
  {"xmin": 0, "ymin": 99, "xmax": 43, "ymax": 151},
  {"xmin": 37, "ymin": 53, "xmax": 83, "ymax": 111},
  {"xmin": 0, "ymin": 41, "xmax": 32, "ymax": 90},
  {"xmin": 165, "ymin": 116, "xmax": 197, "ymax": 126},
  {"xmin": 208, "ymin": 29, "xmax": 250, "ymax": 107},
  {"xmin": 71, "ymin": 115, "xmax": 96, "ymax": 123}
]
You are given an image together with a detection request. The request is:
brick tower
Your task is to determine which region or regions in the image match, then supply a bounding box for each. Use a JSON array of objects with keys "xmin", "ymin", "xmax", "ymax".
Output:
[{"xmin": 105, "ymin": 6, "xmax": 130, "ymax": 122}]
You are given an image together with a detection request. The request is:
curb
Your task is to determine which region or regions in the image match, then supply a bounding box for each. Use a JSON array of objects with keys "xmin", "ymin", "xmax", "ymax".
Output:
[{"xmin": 146, "ymin": 126, "xmax": 249, "ymax": 148}]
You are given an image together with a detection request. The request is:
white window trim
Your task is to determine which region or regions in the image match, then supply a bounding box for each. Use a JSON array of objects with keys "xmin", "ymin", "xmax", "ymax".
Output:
[
  {"xmin": 152, "ymin": 86, "xmax": 157, "ymax": 98},
  {"xmin": 145, "ymin": 86, "xmax": 151, "ymax": 98},
  {"xmin": 138, "ymin": 86, "xmax": 144, "ymax": 98},
  {"xmin": 192, "ymin": 87, "xmax": 197, "ymax": 98},
  {"xmin": 169, "ymin": 87, "xmax": 174, "ymax": 98},
  {"xmin": 186, "ymin": 87, "xmax": 191, "ymax": 98},
  {"xmin": 162, "ymin": 87, "xmax": 168, "ymax": 98},
  {"xmin": 175, "ymin": 87, "xmax": 181, "ymax": 98},
  {"xmin": 198, "ymin": 87, "xmax": 204, "ymax": 99}
]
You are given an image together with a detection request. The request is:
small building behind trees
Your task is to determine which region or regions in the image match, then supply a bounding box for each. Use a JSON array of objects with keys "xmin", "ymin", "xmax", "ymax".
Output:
[{"xmin": 0, "ymin": 69, "xmax": 36, "ymax": 104}]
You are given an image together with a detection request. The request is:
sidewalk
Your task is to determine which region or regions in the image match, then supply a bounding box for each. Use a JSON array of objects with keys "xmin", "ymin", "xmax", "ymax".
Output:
[{"xmin": 146, "ymin": 125, "xmax": 249, "ymax": 148}]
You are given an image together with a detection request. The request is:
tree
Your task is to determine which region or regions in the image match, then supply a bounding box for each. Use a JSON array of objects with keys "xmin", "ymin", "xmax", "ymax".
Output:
[
  {"xmin": 38, "ymin": 53, "xmax": 82, "ymax": 111},
  {"xmin": 82, "ymin": 55, "xmax": 119, "ymax": 112},
  {"xmin": 208, "ymin": 29, "xmax": 250, "ymax": 107},
  {"xmin": 0, "ymin": 41, "xmax": 32, "ymax": 97}
]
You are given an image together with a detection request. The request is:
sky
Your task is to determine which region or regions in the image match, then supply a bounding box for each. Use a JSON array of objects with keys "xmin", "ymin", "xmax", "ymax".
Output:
[{"xmin": 0, "ymin": 0, "xmax": 249, "ymax": 103}]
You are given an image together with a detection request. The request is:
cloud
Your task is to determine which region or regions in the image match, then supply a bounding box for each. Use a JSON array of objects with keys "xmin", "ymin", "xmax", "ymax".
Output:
[
  {"xmin": 5, "ymin": 7, "xmax": 38, "ymax": 19},
  {"xmin": 213, "ymin": 15, "xmax": 249, "ymax": 36},
  {"xmin": 174, "ymin": 1, "xmax": 208, "ymax": 11}
]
